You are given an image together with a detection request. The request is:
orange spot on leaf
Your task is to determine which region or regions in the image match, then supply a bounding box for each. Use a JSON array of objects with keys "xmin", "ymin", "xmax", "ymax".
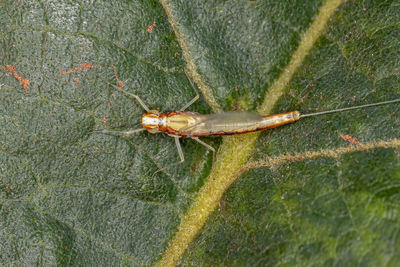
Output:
[
  {"xmin": 5, "ymin": 65, "xmax": 30, "ymax": 90},
  {"xmin": 147, "ymin": 21, "xmax": 156, "ymax": 33},
  {"xmin": 340, "ymin": 134, "xmax": 359, "ymax": 145},
  {"xmin": 112, "ymin": 65, "xmax": 123, "ymax": 88},
  {"xmin": 59, "ymin": 62, "xmax": 98, "ymax": 75},
  {"xmin": 79, "ymin": 62, "xmax": 96, "ymax": 71},
  {"xmin": 103, "ymin": 115, "xmax": 107, "ymax": 126},
  {"xmin": 59, "ymin": 68, "xmax": 75, "ymax": 75}
]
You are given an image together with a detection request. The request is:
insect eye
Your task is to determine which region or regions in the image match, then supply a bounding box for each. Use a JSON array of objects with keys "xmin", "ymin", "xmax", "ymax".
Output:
[{"xmin": 145, "ymin": 125, "xmax": 159, "ymax": 134}]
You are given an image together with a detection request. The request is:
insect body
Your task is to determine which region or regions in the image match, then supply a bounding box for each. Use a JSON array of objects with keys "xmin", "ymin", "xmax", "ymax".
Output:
[
  {"xmin": 96, "ymin": 77, "xmax": 400, "ymax": 171},
  {"xmin": 141, "ymin": 110, "xmax": 300, "ymax": 137}
]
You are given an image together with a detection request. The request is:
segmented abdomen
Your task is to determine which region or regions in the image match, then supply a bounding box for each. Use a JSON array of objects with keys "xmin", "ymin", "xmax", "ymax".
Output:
[{"xmin": 161, "ymin": 111, "xmax": 300, "ymax": 138}]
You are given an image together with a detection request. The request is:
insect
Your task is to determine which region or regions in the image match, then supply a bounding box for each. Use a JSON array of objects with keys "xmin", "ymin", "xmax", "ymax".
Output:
[{"xmin": 96, "ymin": 76, "xmax": 400, "ymax": 171}]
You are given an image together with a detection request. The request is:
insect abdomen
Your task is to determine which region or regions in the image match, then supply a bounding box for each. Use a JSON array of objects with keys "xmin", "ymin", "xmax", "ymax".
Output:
[
  {"xmin": 259, "ymin": 111, "xmax": 300, "ymax": 130},
  {"xmin": 205, "ymin": 111, "xmax": 300, "ymax": 136},
  {"xmin": 189, "ymin": 111, "xmax": 300, "ymax": 137}
]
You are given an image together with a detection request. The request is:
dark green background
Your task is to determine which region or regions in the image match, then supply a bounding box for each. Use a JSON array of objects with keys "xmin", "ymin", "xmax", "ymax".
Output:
[{"xmin": 1, "ymin": 0, "xmax": 399, "ymax": 266}]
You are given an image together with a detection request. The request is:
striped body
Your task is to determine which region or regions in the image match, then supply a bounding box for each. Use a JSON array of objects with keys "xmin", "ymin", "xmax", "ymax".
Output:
[{"xmin": 141, "ymin": 110, "xmax": 300, "ymax": 138}]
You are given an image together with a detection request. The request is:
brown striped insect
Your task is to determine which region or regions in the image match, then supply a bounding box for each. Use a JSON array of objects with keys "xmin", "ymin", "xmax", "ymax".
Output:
[{"xmin": 96, "ymin": 77, "xmax": 400, "ymax": 171}]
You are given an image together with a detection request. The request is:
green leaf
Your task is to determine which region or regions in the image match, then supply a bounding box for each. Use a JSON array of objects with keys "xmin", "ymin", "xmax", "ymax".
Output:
[{"xmin": 1, "ymin": 0, "xmax": 399, "ymax": 266}]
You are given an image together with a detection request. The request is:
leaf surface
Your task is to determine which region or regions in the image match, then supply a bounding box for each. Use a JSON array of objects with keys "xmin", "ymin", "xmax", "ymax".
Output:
[{"xmin": 0, "ymin": 0, "xmax": 399, "ymax": 266}]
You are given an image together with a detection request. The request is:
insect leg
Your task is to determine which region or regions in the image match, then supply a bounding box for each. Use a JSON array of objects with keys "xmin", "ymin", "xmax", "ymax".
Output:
[
  {"xmin": 100, "ymin": 77, "xmax": 150, "ymax": 112},
  {"xmin": 151, "ymin": 137, "xmax": 185, "ymax": 178},
  {"xmin": 174, "ymin": 136, "xmax": 185, "ymax": 162},
  {"xmin": 180, "ymin": 69, "xmax": 200, "ymax": 111},
  {"xmin": 191, "ymin": 137, "xmax": 215, "ymax": 152}
]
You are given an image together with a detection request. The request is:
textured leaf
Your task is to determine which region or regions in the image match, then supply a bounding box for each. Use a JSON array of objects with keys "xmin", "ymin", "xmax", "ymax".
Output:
[{"xmin": 1, "ymin": 0, "xmax": 399, "ymax": 266}]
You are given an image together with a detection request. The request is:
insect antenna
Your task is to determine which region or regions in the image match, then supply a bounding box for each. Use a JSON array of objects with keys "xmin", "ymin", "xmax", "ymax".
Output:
[
  {"xmin": 93, "ymin": 127, "xmax": 146, "ymax": 137},
  {"xmin": 99, "ymin": 77, "xmax": 150, "ymax": 112}
]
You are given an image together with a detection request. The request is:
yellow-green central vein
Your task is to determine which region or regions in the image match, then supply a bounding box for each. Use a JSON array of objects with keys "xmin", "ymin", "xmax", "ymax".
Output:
[{"xmin": 158, "ymin": 0, "xmax": 345, "ymax": 266}]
